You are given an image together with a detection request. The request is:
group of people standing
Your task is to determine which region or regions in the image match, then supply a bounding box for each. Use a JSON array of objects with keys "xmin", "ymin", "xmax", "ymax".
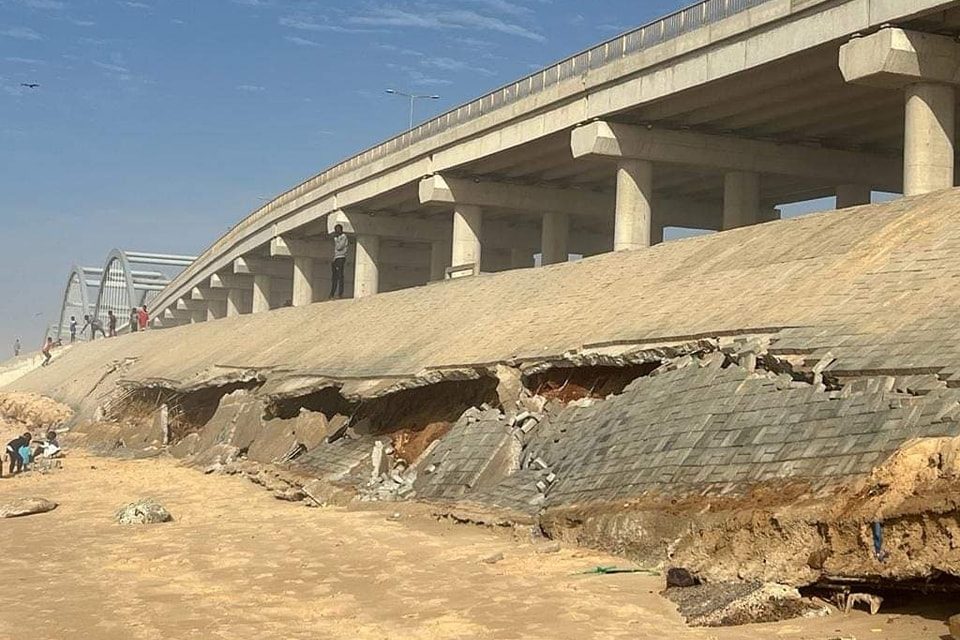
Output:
[{"xmin": 70, "ymin": 305, "xmax": 150, "ymax": 343}]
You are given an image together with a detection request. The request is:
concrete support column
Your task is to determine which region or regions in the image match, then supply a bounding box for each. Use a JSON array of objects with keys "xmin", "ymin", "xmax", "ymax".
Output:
[
  {"xmin": 430, "ymin": 241, "xmax": 447, "ymax": 281},
  {"xmin": 226, "ymin": 288, "xmax": 243, "ymax": 317},
  {"xmin": 354, "ymin": 234, "xmax": 380, "ymax": 298},
  {"xmin": 904, "ymin": 82, "xmax": 955, "ymax": 196},
  {"xmin": 511, "ymin": 248, "xmax": 532, "ymax": 269},
  {"xmin": 835, "ymin": 184, "xmax": 872, "ymax": 209},
  {"xmin": 614, "ymin": 159, "xmax": 653, "ymax": 251},
  {"xmin": 252, "ymin": 275, "xmax": 271, "ymax": 313},
  {"xmin": 452, "ymin": 205, "xmax": 482, "ymax": 270},
  {"xmin": 206, "ymin": 301, "xmax": 226, "ymax": 322},
  {"xmin": 723, "ymin": 171, "xmax": 761, "ymax": 230},
  {"xmin": 292, "ymin": 256, "xmax": 314, "ymax": 307},
  {"xmin": 651, "ymin": 224, "xmax": 664, "ymax": 246},
  {"xmin": 541, "ymin": 212, "xmax": 569, "ymax": 265}
]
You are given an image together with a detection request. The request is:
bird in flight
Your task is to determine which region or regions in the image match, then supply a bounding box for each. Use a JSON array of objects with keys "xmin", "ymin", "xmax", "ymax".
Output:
[{"xmin": 20, "ymin": 83, "xmax": 40, "ymax": 88}]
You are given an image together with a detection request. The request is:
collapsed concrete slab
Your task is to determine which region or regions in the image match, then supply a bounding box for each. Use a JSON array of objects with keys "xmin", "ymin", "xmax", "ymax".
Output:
[{"xmin": 6, "ymin": 190, "xmax": 960, "ymax": 603}]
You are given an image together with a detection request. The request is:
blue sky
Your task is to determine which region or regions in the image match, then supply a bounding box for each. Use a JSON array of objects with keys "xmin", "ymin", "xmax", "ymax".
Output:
[{"xmin": 0, "ymin": 0, "xmax": 848, "ymax": 353}]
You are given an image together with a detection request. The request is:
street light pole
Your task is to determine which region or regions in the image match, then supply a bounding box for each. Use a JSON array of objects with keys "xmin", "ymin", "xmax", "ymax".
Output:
[{"xmin": 385, "ymin": 88, "xmax": 441, "ymax": 129}]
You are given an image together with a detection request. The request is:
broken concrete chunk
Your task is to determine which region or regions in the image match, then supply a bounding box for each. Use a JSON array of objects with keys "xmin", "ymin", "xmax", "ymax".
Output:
[
  {"xmin": 812, "ymin": 351, "xmax": 836, "ymax": 375},
  {"xmin": 948, "ymin": 613, "xmax": 960, "ymax": 640},
  {"xmin": 371, "ymin": 440, "xmax": 390, "ymax": 481},
  {"xmin": 844, "ymin": 592, "xmax": 882, "ymax": 616},
  {"xmin": 273, "ymin": 487, "xmax": 307, "ymax": 502},
  {"xmin": 535, "ymin": 541, "xmax": 561, "ymax": 555},
  {"xmin": 114, "ymin": 498, "xmax": 173, "ymax": 525},
  {"xmin": 665, "ymin": 567, "xmax": 699, "ymax": 588},
  {"xmin": 0, "ymin": 497, "xmax": 57, "ymax": 518},
  {"xmin": 481, "ymin": 552, "xmax": 505, "ymax": 564}
]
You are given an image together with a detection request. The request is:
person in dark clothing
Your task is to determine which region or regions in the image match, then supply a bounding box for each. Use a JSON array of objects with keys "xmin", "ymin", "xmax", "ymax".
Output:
[
  {"xmin": 81, "ymin": 314, "xmax": 107, "ymax": 340},
  {"xmin": 107, "ymin": 310, "xmax": 117, "ymax": 337},
  {"xmin": 129, "ymin": 308, "xmax": 139, "ymax": 333},
  {"xmin": 330, "ymin": 224, "xmax": 348, "ymax": 299},
  {"xmin": 6, "ymin": 433, "xmax": 31, "ymax": 475}
]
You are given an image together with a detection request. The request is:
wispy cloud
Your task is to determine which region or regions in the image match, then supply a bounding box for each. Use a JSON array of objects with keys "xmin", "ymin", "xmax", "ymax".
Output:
[
  {"xmin": 421, "ymin": 55, "xmax": 495, "ymax": 76},
  {"xmin": 1, "ymin": 26, "xmax": 43, "ymax": 40},
  {"xmin": 0, "ymin": 76, "xmax": 27, "ymax": 96},
  {"xmin": 93, "ymin": 59, "xmax": 129, "ymax": 74},
  {"xmin": 236, "ymin": 84, "xmax": 266, "ymax": 92},
  {"xmin": 279, "ymin": 15, "xmax": 383, "ymax": 35},
  {"xmin": 386, "ymin": 63, "xmax": 453, "ymax": 87},
  {"xmin": 5, "ymin": 56, "xmax": 46, "ymax": 65},
  {"xmin": 90, "ymin": 52, "xmax": 152, "ymax": 86},
  {"xmin": 283, "ymin": 35, "xmax": 322, "ymax": 47},
  {"xmin": 464, "ymin": 0, "xmax": 534, "ymax": 18},
  {"xmin": 378, "ymin": 43, "xmax": 496, "ymax": 78},
  {"xmin": 16, "ymin": 0, "xmax": 66, "ymax": 9},
  {"xmin": 120, "ymin": 1, "xmax": 151, "ymax": 9},
  {"xmin": 348, "ymin": 4, "xmax": 545, "ymax": 42}
]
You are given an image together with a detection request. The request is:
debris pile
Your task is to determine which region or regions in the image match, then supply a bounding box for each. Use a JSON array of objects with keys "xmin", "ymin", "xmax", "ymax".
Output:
[
  {"xmin": 114, "ymin": 498, "xmax": 173, "ymax": 524},
  {"xmin": 663, "ymin": 580, "xmax": 829, "ymax": 627}
]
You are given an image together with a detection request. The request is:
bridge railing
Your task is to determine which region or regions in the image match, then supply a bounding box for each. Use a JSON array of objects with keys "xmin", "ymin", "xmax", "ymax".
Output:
[{"xmin": 166, "ymin": 0, "xmax": 777, "ymax": 297}]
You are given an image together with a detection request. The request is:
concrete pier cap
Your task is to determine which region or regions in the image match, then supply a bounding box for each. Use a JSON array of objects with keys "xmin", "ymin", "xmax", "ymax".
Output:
[
  {"xmin": 841, "ymin": 27, "xmax": 960, "ymax": 197},
  {"xmin": 839, "ymin": 27, "xmax": 960, "ymax": 88}
]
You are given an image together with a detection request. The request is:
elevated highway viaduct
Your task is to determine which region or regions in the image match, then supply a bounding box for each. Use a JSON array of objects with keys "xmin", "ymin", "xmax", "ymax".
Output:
[{"xmin": 148, "ymin": 0, "xmax": 960, "ymax": 326}]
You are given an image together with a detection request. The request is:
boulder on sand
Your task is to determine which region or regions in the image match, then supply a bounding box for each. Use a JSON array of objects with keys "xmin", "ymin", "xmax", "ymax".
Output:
[
  {"xmin": 0, "ymin": 497, "xmax": 57, "ymax": 518},
  {"xmin": 114, "ymin": 498, "xmax": 173, "ymax": 524},
  {"xmin": 948, "ymin": 613, "xmax": 960, "ymax": 639}
]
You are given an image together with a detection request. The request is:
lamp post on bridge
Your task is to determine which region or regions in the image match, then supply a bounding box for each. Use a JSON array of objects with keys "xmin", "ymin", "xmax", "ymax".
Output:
[{"xmin": 385, "ymin": 88, "xmax": 440, "ymax": 129}]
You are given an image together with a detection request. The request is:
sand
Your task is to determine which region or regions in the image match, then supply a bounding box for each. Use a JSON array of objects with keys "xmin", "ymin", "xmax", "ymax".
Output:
[{"xmin": 0, "ymin": 429, "xmax": 952, "ymax": 639}]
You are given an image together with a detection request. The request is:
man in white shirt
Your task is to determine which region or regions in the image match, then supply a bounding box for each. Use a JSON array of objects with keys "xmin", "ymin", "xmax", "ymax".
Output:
[{"xmin": 330, "ymin": 224, "xmax": 348, "ymax": 299}]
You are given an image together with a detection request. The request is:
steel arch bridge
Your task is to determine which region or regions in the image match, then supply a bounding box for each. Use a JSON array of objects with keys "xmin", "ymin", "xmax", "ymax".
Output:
[{"xmin": 53, "ymin": 250, "xmax": 195, "ymax": 341}]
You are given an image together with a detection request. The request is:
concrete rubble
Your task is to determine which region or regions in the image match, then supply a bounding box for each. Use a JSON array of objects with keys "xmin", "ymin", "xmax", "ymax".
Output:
[
  {"xmin": 115, "ymin": 498, "xmax": 173, "ymax": 524},
  {"xmin": 0, "ymin": 497, "xmax": 58, "ymax": 518},
  {"xmin": 7, "ymin": 192, "xmax": 960, "ymax": 626}
]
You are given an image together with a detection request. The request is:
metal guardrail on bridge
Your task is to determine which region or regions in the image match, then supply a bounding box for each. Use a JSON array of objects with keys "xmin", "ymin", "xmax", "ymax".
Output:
[
  {"xmin": 228, "ymin": 0, "xmax": 777, "ymax": 236},
  {"xmin": 155, "ymin": 0, "xmax": 778, "ymax": 311}
]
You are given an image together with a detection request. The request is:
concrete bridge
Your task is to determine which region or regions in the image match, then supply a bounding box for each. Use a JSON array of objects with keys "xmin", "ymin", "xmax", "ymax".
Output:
[{"xmin": 145, "ymin": 0, "xmax": 960, "ymax": 326}]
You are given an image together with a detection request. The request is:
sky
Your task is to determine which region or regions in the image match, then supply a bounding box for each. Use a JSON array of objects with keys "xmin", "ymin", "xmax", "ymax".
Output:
[{"xmin": 0, "ymin": 0, "xmax": 867, "ymax": 353}]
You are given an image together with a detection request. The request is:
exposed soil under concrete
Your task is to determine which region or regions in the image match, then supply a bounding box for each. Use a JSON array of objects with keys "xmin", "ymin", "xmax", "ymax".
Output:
[
  {"xmin": 0, "ymin": 427, "xmax": 953, "ymax": 639},
  {"xmin": 392, "ymin": 420, "xmax": 453, "ymax": 463},
  {"xmin": 526, "ymin": 363, "xmax": 659, "ymax": 403}
]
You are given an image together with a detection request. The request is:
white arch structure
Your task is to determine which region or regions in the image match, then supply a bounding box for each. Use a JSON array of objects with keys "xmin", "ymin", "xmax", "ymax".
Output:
[{"xmin": 54, "ymin": 250, "xmax": 195, "ymax": 341}]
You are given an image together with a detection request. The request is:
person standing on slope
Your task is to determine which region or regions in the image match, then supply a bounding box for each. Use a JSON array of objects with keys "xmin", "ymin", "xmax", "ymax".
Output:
[
  {"xmin": 137, "ymin": 305, "xmax": 149, "ymax": 331},
  {"xmin": 330, "ymin": 224, "xmax": 348, "ymax": 299},
  {"xmin": 40, "ymin": 337, "xmax": 54, "ymax": 366},
  {"xmin": 81, "ymin": 315, "xmax": 107, "ymax": 340}
]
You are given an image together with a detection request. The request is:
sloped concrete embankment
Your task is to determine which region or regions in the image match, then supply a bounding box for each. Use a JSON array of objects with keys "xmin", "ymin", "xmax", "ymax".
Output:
[{"xmin": 6, "ymin": 190, "xmax": 960, "ymax": 599}]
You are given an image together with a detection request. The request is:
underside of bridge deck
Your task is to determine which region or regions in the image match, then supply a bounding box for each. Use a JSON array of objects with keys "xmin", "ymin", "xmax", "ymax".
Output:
[{"xmin": 151, "ymin": 3, "xmax": 960, "ymax": 328}]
